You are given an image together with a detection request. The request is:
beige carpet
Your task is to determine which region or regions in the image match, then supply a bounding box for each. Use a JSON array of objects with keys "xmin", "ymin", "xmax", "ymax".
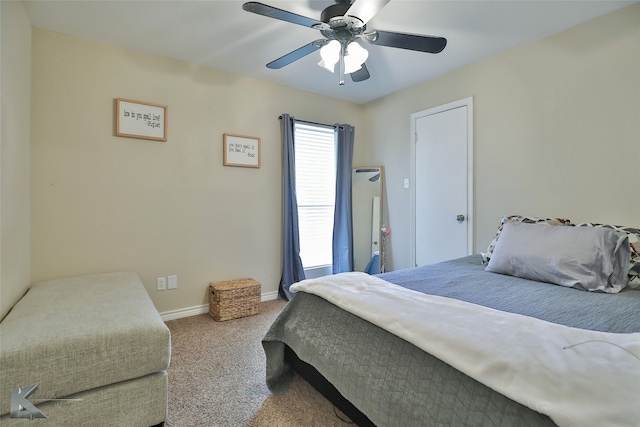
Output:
[{"xmin": 164, "ymin": 300, "xmax": 354, "ymax": 427}]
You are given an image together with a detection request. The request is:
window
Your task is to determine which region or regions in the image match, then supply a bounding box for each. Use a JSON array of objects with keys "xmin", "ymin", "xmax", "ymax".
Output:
[{"xmin": 294, "ymin": 121, "xmax": 336, "ymax": 276}]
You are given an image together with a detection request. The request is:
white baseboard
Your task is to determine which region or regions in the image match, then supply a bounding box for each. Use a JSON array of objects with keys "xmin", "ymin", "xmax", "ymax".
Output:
[
  {"xmin": 160, "ymin": 291, "xmax": 280, "ymax": 321},
  {"xmin": 261, "ymin": 291, "xmax": 279, "ymax": 301},
  {"xmin": 161, "ymin": 304, "xmax": 209, "ymax": 321}
]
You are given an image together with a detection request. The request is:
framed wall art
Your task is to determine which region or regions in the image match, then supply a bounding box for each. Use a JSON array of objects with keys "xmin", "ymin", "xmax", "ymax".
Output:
[
  {"xmin": 116, "ymin": 98, "xmax": 167, "ymax": 141},
  {"xmin": 223, "ymin": 134, "xmax": 261, "ymax": 168}
]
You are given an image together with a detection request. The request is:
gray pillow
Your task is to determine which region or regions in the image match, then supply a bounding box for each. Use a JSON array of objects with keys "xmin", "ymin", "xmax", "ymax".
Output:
[{"xmin": 485, "ymin": 221, "xmax": 631, "ymax": 293}]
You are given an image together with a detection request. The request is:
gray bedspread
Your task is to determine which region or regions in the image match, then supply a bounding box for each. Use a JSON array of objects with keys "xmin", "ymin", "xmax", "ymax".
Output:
[
  {"xmin": 380, "ymin": 255, "xmax": 640, "ymax": 333},
  {"xmin": 262, "ymin": 255, "xmax": 640, "ymax": 427}
]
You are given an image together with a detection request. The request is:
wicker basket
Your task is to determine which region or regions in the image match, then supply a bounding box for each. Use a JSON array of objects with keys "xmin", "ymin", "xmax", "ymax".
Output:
[{"xmin": 209, "ymin": 278, "xmax": 261, "ymax": 321}]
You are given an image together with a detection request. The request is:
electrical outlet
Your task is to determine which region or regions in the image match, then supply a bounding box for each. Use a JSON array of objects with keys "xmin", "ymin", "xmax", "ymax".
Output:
[
  {"xmin": 157, "ymin": 277, "xmax": 167, "ymax": 291},
  {"xmin": 168, "ymin": 275, "xmax": 178, "ymax": 290}
]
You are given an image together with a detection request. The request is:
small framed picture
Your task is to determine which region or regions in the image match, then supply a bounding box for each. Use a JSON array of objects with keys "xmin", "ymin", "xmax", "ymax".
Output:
[
  {"xmin": 223, "ymin": 134, "xmax": 261, "ymax": 168},
  {"xmin": 116, "ymin": 98, "xmax": 167, "ymax": 141}
]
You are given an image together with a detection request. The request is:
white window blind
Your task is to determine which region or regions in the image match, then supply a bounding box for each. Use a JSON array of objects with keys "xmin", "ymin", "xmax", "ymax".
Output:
[{"xmin": 294, "ymin": 122, "xmax": 336, "ymax": 269}]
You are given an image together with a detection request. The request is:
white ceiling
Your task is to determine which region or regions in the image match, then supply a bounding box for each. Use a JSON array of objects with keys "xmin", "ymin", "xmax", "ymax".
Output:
[{"xmin": 22, "ymin": 0, "xmax": 637, "ymax": 104}]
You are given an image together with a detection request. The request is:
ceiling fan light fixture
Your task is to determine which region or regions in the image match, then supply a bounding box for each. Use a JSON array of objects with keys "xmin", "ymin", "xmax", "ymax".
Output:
[
  {"xmin": 318, "ymin": 40, "xmax": 341, "ymax": 72},
  {"xmin": 318, "ymin": 40, "xmax": 368, "ymax": 75}
]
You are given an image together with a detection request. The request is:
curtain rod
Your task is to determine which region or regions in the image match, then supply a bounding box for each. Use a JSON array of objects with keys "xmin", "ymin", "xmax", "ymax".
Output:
[{"xmin": 279, "ymin": 115, "xmax": 336, "ymax": 129}]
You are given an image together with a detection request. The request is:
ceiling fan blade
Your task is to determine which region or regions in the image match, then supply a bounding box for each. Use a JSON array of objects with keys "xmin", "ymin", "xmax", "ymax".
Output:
[
  {"xmin": 345, "ymin": 0, "xmax": 390, "ymax": 25},
  {"xmin": 350, "ymin": 63, "xmax": 370, "ymax": 82},
  {"xmin": 368, "ymin": 30, "xmax": 447, "ymax": 53},
  {"xmin": 242, "ymin": 2, "xmax": 327, "ymax": 29},
  {"xmin": 266, "ymin": 41, "xmax": 324, "ymax": 69}
]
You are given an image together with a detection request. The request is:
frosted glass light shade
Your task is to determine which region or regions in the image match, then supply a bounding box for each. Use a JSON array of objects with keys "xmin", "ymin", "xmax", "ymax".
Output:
[
  {"xmin": 344, "ymin": 42, "xmax": 368, "ymax": 73},
  {"xmin": 318, "ymin": 40, "xmax": 340, "ymax": 72}
]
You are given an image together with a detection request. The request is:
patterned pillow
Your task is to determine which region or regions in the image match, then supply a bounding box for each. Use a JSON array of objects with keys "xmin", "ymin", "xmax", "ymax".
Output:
[
  {"xmin": 481, "ymin": 215, "xmax": 572, "ymax": 265},
  {"xmin": 575, "ymin": 223, "xmax": 640, "ymax": 289}
]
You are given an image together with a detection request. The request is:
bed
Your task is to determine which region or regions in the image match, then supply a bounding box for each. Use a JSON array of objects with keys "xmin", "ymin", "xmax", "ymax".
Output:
[{"xmin": 263, "ymin": 218, "xmax": 640, "ymax": 427}]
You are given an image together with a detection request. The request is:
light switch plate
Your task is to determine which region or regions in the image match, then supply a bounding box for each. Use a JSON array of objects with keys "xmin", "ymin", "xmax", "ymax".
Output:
[{"xmin": 168, "ymin": 275, "xmax": 178, "ymax": 290}]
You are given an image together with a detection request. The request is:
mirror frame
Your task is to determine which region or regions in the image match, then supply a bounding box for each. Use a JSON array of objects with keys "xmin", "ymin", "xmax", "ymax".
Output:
[{"xmin": 352, "ymin": 166, "xmax": 384, "ymax": 273}]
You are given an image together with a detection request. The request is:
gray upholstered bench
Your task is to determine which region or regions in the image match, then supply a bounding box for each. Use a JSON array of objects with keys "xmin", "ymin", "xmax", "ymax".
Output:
[{"xmin": 0, "ymin": 272, "xmax": 170, "ymax": 426}]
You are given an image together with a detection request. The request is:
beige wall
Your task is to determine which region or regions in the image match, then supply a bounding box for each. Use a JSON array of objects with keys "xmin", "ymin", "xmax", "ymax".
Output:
[
  {"xmin": 1, "ymin": 1, "xmax": 32, "ymax": 320},
  {"xmin": 364, "ymin": 3, "xmax": 640, "ymax": 270},
  {"xmin": 30, "ymin": 30, "xmax": 364, "ymax": 313},
  {"xmin": 15, "ymin": 3, "xmax": 640, "ymax": 316}
]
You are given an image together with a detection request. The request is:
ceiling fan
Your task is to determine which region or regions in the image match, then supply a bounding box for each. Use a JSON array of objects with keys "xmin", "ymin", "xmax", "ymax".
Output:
[{"xmin": 242, "ymin": 0, "xmax": 447, "ymax": 85}]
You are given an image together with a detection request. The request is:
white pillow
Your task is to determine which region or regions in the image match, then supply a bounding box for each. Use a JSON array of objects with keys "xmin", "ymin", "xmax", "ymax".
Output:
[
  {"xmin": 575, "ymin": 223, "xmax": 640, "ymax": 289},
  {"xmin": 485, "ymin": 221, "xmax": 631, "ymax": 293},
  {"xmin": 481, "ymin": 215, "xmax": 572, "ymax": 265}
]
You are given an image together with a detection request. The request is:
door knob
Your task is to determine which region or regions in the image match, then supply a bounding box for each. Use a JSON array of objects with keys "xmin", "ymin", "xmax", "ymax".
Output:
[{"xmin": 456, "ymin": 215, "xmax": 465, "ymax": 222}]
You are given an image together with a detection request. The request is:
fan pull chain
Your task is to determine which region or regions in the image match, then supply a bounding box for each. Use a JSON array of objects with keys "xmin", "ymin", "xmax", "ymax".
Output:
[{"xmin": 339, "ymin": 41, "xmax": 346, "ymax": 85}]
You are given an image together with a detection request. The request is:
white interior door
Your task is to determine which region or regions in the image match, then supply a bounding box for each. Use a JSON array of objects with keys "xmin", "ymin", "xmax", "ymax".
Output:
[{"xmin": 411, "ymin": 98, "xmax": 473, "ymax": 266}]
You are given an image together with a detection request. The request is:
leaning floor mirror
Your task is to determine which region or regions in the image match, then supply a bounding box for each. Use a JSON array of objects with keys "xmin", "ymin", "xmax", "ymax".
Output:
[{"xmin": 352, "ymin": 166, "xmax": 384, "ymax": 274}]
